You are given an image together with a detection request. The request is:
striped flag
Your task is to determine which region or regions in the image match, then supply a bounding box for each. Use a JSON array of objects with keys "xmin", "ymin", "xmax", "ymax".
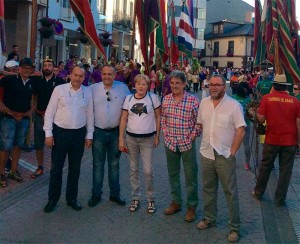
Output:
[
  {"xmin": 69, "ymin": 0, "xmax": 107, "ymax": 62},
  {"xmin": 187, "ymin": 0, "xmax": 194, "ymax": 28},
  {"xmin": 178, "ymin": 2, "xmax": 194, "ymax": 60},
  {"xmin": 170, "ymin": 0, "xmax": 179, "ymax": 65}
]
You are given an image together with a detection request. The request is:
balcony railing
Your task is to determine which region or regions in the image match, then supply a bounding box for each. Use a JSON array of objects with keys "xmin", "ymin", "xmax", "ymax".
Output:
[{"xmin": 113, "ymin": 10, "xmax": 133, "ymax": 31}]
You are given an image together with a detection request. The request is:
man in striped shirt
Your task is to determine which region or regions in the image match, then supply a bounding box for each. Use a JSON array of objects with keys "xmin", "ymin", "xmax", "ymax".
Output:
[{"xmin": 161, "ymin": 70, "xmax": 201, "ymax": 222}]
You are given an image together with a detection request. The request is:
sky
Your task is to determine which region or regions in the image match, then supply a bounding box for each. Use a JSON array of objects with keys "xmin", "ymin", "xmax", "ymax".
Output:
[{"xmin": 243, "ymin": 0, "xmax": 300, "ymax": 20}]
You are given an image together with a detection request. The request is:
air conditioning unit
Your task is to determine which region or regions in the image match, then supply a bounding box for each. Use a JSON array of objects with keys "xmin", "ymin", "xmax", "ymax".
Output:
[{"xmin": 247, "ymin": 57, "xmax": 254, "ymax": 62}]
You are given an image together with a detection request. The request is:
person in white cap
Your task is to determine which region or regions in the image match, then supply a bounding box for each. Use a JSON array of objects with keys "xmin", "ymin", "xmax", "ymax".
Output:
[{"xmin": 250, "ymin": 74, "xmax": 300, "ymax": 207}]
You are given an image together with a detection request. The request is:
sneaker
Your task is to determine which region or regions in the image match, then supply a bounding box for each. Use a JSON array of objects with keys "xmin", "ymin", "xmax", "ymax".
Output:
[
  {"xmin": 197, "ymin": 218, "xmax": 216, "ymax": 230},
  {"xmin": 228, "ymin": 230, "xmax": 239, "ymax": 242},
  {"xmin": 244, "ymin": 163, "xmax": 250, "ymax": 170},
  {"xmin": 31, "ymin": 166, "xmax": 44, "ymax": 179},
  {"xmin": 8, "ymin": 170, "xmax": 24, "ymax": 182},
  {"xmin": 185, "ymin": 207, "xmax": 196, "ymax": 222},
  {"xmin": 0, "ymin": 174, "xmax": 7, "ymax": 187}
]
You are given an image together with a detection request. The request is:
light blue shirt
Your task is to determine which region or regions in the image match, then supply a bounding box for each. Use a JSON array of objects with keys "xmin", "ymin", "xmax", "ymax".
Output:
[{"xmin": 89, "ymin": 81, "xmax": 130, "ymax": 129}]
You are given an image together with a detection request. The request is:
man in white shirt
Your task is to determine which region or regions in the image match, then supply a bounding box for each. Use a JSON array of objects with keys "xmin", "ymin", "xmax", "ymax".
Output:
[
  {"xmin": 196, "ymin": 75, "xmax": 246, "ymax": 243},
  {"xmin": 88, "ymin": 65, "xmax": 130, "ymax": 207},
  {"xmin": 43, "ymin": 66, "xmax": 94, "ymax": 213}
]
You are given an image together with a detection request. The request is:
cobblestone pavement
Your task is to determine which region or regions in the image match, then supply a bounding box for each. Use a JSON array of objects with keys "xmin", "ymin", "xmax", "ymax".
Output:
[{"xmin": 0, "ymin": 90, "xmax": 299, "ymax": 243}]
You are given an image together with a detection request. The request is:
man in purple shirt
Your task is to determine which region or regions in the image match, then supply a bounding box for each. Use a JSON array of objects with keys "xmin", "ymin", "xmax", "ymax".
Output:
[{"xmin": 91, "ymin": 64, "xmax": 102, "ymax": 84}]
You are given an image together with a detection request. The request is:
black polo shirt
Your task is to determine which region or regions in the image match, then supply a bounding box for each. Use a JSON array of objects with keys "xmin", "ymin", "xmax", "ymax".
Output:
[
  {"xmin": 0, "ymin": 75, "xmax": 36, "ymax": 112},
  {"xmin": 32, "ymin": 75, "xmax": 65, "ymax": 111}
]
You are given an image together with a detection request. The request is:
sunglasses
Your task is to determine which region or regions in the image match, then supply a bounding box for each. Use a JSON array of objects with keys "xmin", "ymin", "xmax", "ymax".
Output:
[
  {"xmin": 293, "ymin": 87, "xmax": 300, "ymax": 90},
  {"xmin": 106, "ymin": 91, "xmax": 111, "ymax": 101}
]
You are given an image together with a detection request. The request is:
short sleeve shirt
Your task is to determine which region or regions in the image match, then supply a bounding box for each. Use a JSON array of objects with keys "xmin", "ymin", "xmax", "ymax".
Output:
[{"xmin": 123, "ymin": 92, "xmax": 161, "ymax": 136}]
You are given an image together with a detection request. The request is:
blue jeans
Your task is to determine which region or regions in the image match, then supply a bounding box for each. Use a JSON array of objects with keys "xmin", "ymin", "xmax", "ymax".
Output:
[{"xmin": 92, "ymin": 127, "xmax": 121, "ymax": 197}]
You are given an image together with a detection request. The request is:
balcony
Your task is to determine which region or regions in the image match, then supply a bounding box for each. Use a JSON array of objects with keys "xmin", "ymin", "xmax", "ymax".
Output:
[{"xmin": 113, "ymin": 10, "xmax": 133, "ymax": 31}]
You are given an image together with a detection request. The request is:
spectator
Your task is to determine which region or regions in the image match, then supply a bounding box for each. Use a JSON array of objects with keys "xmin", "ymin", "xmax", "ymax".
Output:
[
  {"xmin": 7, "ymin": 45, "xmax": 19, "ymax": 61},
  {"xmin": 251, "ymin": 74, "xmax": 300, "ymax": 207}
]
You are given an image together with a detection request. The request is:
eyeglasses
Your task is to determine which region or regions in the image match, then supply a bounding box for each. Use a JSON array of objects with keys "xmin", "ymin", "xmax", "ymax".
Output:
[
  {"xmin": 106, "ymin": 91, "xmax": 111, "ymax": 101},
  {"xmin": 293, "ymin": 87, "xmax": 300, "ymax": 90},
  {"xmin": 208, "ymin": 84, "xmax": 225, "ymax": 87}
]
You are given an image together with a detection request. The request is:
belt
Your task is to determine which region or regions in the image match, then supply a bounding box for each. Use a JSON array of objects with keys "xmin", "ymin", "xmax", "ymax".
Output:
[{"xmin": 96, "ymin": 126, "xmax": 119, "ymax": 132}]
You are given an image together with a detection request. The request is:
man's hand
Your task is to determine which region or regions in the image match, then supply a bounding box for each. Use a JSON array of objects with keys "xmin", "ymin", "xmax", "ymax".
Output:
[
  {"xmin": 45, "ymin": 137, "xmax": 54, "ymax": 147},
  {"xmin": 85, "ymin": 139, "xmax": 93, "ymax": 148},
  {"xmin": 154, "ymin": 135, "xmax": 160, "ymax": 147}
]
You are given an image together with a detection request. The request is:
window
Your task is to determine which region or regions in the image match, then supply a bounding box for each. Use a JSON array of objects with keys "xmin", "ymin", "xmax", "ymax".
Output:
[
  {"xmin": 99, "ymin": 0, "xmax": 106, "ymax": 15},
  {"xmin": 200, "ymin": 61, "xmax": 206, "ymax": 67},
  {"xmin": 213, "ymin": 42, "xmax": 219, "ymax": 56},
  {"xmin": 60, "ymin": 0, "xmax": 71, "ymax": 21},
  {"xmin": 196, "ymin": 28, "xmax": 204, "ymax": 39},
  {"xmin": 213, "ymin": 25, "xmax": 218, "ymax": 34},
  {"xmin": 227, "ymin": 61, "xmax": 234, "ymax": 68},
  {"xmin": 197, "ymin": 8, "xmax": 205, "ymax": 19},
  {"xmin": 213, "ymin": 61, "xmax": 219, "ymax": 69},
  {"xmin": 228, "ymin": 41, "xmax": 234, "ymax": 55},
  {"xmin": 219, "ymin": 24, "xmax": 223, "ymax": 34}
]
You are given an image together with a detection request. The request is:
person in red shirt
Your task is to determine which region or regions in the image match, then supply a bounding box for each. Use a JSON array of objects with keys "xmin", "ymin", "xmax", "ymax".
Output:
[{"xmin": 250, "ymin": 74, "xmax": 300, "ymax": 207}]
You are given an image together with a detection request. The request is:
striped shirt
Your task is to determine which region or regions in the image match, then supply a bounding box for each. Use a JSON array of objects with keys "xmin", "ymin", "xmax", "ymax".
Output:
[{"xmin": 161, "ymin": 92, "xmax": 201, "ymax": 152}]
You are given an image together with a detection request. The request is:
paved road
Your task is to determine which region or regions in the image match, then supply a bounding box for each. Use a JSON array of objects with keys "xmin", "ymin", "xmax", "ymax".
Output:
[{"xmin": 1, "ymin": 90, "xmax": 300, "ymax": 243}]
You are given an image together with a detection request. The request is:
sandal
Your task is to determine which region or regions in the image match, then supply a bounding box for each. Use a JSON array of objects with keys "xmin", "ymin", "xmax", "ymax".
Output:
[
  {"xmin": 31, "ymin": 167, "xmax": 44, "ymax": 179},
  {"xmin": 129, "ymin": 200, "xmax": 140, "ymax": 212},
  {"xmin": 147, "ymin": 201, "xmax": 156, "ymax": 214}
]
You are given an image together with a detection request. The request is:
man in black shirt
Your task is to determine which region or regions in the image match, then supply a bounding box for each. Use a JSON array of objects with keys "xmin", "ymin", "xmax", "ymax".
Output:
[
  {"xmin": 31, "ymin": 58, "xmax": 65, "ymax": 178},
  {"xmin": 7, "ymin": 45, "xmax": 19, "ymax": 62},
  {"xmin": 0, "ymin": 58, "xmax": 36, "ymax": 187}
]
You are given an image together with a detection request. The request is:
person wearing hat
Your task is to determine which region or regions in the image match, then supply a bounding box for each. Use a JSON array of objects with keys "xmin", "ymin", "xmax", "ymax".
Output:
[
  {"xmin": 0, "ymin": 58, "xmax": 36, "ymax": 187},
  {"xmin": 250, "ymin": 74, "xmax": 300, "ymax": 207}
]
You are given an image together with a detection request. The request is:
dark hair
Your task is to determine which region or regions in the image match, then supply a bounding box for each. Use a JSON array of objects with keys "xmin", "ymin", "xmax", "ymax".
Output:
[
  {"xmin": 169, "ymin": 70, "xmax": 187, "ymax": 83},
  {"xmin": 58, "ymin": 61, "xmax": 64, "ymax": 66},
  {"xmin": 236, "ymin": 83, "xmax": 248, "ymax": 98},
  {"xmin": 70, "ymin": 65, "xmax": 84, "ymax": 73},
  {"xmin": 162, "ymin": 67, "xmax": 170, "ymax": 74},
  {"xmin": 101, "ymin": 64, "xmax": 116, "ymax": 73},
  {"xmin": 53, "ymin": 65, "xmax": 59, "ymax": 68},
  {"xmin": 13, "ymin": 45, "xmax": 18, "ymax": 48},
  {"xmin": 273, "ymin": 83, "xmax": 287, "ymax": 91}
]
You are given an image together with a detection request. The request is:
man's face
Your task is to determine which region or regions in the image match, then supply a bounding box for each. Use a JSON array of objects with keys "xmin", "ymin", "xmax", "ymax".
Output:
[
  {"xmin": 209, "ymin": 76, "xmax": 226, "ymax": 100},
  {"xmin": 13, "ymin": 46, "xmax": 18, "ymax": 53},
  {"xmin": 170, "ymin": 77, "xmax": 185, "ymax": 96},
  {"xmin": 102, "ymin": 66, "xmax": 116, "ymax": 86},
  {"xmin": 59, "ymin": 63, "xmax": 65, "ymax": 71},
  {"xmin": 53, "ymin": 67, "xmax": 59, "ymax": 77},
  {"xmin": 19, "ymin": 66, "xmax": 34, "ymax": 79},
  {"xmin": 293, "ymin": 85, "xmax": 300, "ymax": 96},
  {"xmin": 70, "ymin": 67, "xmax": 84, "ymax": 87},
  {"xmin": 42, "ymin": 61, "xmax": 53, "ymax": 76}
]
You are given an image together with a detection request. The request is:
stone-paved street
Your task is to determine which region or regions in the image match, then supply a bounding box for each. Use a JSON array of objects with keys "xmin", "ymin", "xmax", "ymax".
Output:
[
  {"xmin": 1, "ymin": 132, "xmax": 299, "ymax": 243},
  {"xmin": 1, "ymin": 88, "xmax": 300, "ymax": 243}
]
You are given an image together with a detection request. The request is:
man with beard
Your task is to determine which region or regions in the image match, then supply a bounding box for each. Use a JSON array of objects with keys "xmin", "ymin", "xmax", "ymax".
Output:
[
  {"xmin": 31, "ymin": 58, "xmax": 65, "ymax": 178},
  {"xmin": 197, "ymin": 75, "xmax": 245, "ymax": 243}
]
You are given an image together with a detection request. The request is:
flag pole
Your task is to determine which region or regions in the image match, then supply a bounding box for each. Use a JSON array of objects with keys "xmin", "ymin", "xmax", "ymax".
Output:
[{"xmin": 131, "ymin": 0, "xmax": 137, "ymax": 60}]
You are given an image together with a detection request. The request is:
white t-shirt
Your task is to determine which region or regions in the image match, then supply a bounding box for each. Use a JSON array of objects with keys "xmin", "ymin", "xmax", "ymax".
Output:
[
  {"xmin": 123, "ymin": 92, "xmax": 161, "ymax": 136},
  {"xmin": 198, "ymin": 93, "xmax": 246, "ymax": 160}
]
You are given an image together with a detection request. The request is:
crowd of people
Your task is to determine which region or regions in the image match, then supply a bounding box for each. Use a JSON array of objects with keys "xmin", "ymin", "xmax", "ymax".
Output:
[{"xmin": 0, "ymin": 47, "xmax": 300, "ymax": 243}]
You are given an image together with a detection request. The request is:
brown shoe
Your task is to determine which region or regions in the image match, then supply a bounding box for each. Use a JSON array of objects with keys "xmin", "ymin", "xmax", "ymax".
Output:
[
  {"xmin": 197, "ymin": 218, "xmax": 216, "ymax": 230},
  {"xmin": 227, "ymin": 230, "xmax": 239, "ymax": 242},
  {"xmin": 164, "ymin": 202, "xmax": 181, "ymax": 215},
  {"xmin": 185, "ymin": 207, "xmax": 196, "ymax": 222}
]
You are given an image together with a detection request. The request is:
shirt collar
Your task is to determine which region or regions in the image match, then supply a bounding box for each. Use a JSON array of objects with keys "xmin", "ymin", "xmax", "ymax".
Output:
[{"xmin": 68, "ymin": 82, "xmax": 83, "ymax": 92}]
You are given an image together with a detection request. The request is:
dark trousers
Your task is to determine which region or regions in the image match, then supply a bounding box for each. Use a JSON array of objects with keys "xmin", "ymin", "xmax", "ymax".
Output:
[
  {"xmin": 254, "ymin": 143, "xmax": 296, "ymax": 203},
  {"xmin": 48, "ymin": 124, "xmax": 86, "ymax": 203}
]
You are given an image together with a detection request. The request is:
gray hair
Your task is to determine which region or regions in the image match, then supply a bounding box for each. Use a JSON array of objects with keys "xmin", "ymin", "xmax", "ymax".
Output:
[
  {"xmin": 169, "ymin": 70, "xmax": 187, "ymax": 83},
  {"xmin": 208, "ymin": 74, "xmax": 226, "ymax": 84}
]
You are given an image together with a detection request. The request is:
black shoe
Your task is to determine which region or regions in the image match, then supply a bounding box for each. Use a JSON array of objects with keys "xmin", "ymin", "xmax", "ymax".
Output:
[
  {"xmin": 44, "ymin": 201, "xmax": 57, "ymax": 213},
  {"xmin": 88, "ymin": 195, "xmax": 101, "ymax": 207},
  {"xmin": 109, "ymin": 195, "xmax": 126, "ymax": 206},
  {"xmin": 67, "ymin": 200, "xmax": 82, "ymax": 211},
  {"xmin": 21, "ymin": 144, "xmax": 35, "ymax": 152}
]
